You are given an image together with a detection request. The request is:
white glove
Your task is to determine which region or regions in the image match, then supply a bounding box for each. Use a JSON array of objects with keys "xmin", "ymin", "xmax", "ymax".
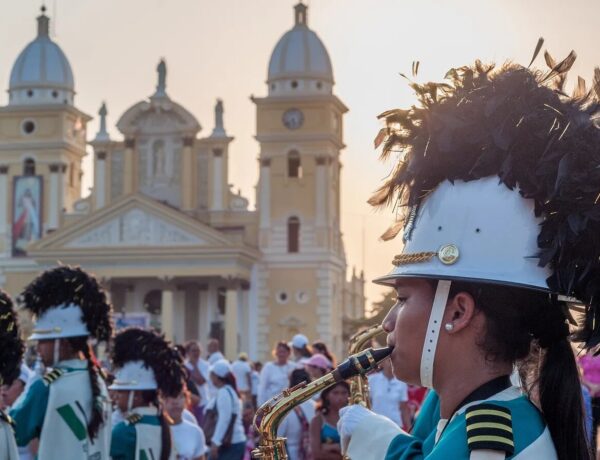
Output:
[{"xmin": 338, "ymin": 404, "xmax": 376, "ymax": 452}]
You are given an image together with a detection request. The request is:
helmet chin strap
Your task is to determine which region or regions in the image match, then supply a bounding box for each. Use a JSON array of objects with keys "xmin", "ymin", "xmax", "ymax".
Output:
[
  {"xmin": 420, "ymin": 280, "xmax": 452, "ymax": 388},
  {"xmin": 127, "ymin": 390, "xmax": 135, "ymax": 413},
  {"xmin": 53, "ymin": 339, "xmax": 60, "ymax": 367}
]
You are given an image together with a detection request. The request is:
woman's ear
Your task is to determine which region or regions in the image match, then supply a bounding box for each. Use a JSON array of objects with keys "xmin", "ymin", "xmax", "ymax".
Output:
[{"xmin": 444, "ymin": 291, "xmax": 477, "ymax": 334}]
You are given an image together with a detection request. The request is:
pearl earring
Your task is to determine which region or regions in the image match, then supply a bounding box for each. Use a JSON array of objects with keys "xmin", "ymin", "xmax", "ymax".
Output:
[{"xmin": 444, "ymin": 323, "xmax": 454, "ymax": 332}]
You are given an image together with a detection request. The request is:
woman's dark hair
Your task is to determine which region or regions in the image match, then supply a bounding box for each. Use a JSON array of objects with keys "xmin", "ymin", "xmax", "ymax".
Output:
[
  {"xmin": 316, "ymin": 381, "xmax": 350, "ymax": 415},
  {"xmin": 295, "ymin": 344, "xmax": 313, "ymax": 358},
  {"xmin": 140, "ymin": 390, "xmax": 171, "ymax": 460},
  {"xmin": 290, "ymin": 368, "xmax": 311, "ymax": 387},
  {"xmin": 448, "ymin": 281, "xmax": 591, "ymax": 460},
  {"xmin": 214, "ymin": 371, "xmax": 240, "ymax": 398},
  {"xmin": 67, "ymin": 336, "xmax": 105, "ymax": 440},
  {"xmin": 312, "ymin": 341, "xmax": 336, "ymax": 367}
]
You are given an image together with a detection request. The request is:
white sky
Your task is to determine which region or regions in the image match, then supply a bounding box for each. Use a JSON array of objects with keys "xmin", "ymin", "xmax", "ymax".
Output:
[{"xmin": 1, "ymin": 0, "xmax": 599, "ymax": 307}]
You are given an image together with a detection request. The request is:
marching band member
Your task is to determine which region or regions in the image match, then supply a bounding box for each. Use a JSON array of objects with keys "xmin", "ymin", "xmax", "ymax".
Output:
[
  {"xmin": 10, "ymin": 265, "xmax": 113, "ymax": 459},
  {"xmin": 109, "ymin": 327, "xmax": 187, "ymax": 460},
  {"xmin": 0, "ymin": 290, "xmax": 24, "ymax": 460},
  {"xmin": 339, "ymin": 51, "xmax": 598, "ymax": 459}
]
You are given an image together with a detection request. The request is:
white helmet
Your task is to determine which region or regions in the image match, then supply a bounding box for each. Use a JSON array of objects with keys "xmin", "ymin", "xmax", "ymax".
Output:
[
  {"xmin": 109, "ymin": 360, "xmax": 158, "ymax": 391},
  {"xmin": 374, "ymin": 177, "xmax": 550, "ymax": 290}
]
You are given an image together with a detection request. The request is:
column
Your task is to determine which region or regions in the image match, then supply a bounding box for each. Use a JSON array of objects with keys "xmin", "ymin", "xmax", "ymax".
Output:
[
  {"xmin": 181, "ymin": 137, "xmax": 194, "ymax": 211},
  {"xmin": 173, "ymin": 287, "xmax": 186, "ymax": 343},
  {"xmin": 315, "ymin": 156, "xmax": 327, "ymax": 225},
  {"xmin": 95, "ymin": 152, "xmax": 107, "ymax": 209},
  {"xmin": 259, "ymin": 159, "xmax": 271, "ymax": 228},
  {"xmin": 124, "ymin": 285, "xmax": 137, "ymax": 312},
  {"xmin": 211, "ymin": 149, "xmax": 224, "ymax": 210},
  {"xmin": 0, "ymin": 166, "xmax": 8, "ymax": 238},
  {"xmin": 123, "ymin": 138, "xmax": 135, "ymax": 195},
  {"xmin": 48, "ymin": 163, "xmax": 62, "ymax": 231},
  {"xmin": 198, "ymin": 284, "xmax": 209, "ymax": 342},
  {"xmin": 161, "ymin": 286, "xmax": 175, "ymax": 341},
  {"xmin": 224, "ymin": 282, "xmax": 239, "ymax": 360},
  {"xmin": 239, "ymin": 282, "xmax": 250, "ymax": 355}
]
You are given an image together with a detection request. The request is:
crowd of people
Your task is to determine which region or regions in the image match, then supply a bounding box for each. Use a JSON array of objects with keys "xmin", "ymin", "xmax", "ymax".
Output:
[{"xmin": 0, "ymin": 263, "xmax": 426, "ymax": 460}]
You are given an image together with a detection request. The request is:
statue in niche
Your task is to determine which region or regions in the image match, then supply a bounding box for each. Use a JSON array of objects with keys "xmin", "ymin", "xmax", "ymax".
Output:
[{"xmin": 152, "ymin": 140, "xmax": 166, "ymax": 178}]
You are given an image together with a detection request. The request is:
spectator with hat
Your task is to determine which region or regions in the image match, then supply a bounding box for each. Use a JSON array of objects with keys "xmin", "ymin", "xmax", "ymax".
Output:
[
  {"xmin": 290, "ymin": 334, "xmax": 312, "ymax": 365},
  {"xmin": 205, "ymin": 360, "xmax": 246, "ymax": 460}
]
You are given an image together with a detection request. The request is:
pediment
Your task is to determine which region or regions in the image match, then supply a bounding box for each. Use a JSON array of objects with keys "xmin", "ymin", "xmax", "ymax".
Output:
[
  {"xmin": 117, "ymin": 96, "xmax": 201, "ymax": 136},
  {"xmin": 31, "ymin": 194, "xmax": 233, "ymax": 251}
]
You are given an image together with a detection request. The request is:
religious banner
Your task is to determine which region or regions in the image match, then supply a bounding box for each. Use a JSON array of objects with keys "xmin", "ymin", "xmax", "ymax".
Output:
[{"xmin": 12, "ymin": 175, "xmax": 42, "ymax": 256}]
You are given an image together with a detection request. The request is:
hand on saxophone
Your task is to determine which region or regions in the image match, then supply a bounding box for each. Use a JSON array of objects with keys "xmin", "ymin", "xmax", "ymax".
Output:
[{"xmin": 338, "ymin": 405, "xmax": 403, "ymax": 459}]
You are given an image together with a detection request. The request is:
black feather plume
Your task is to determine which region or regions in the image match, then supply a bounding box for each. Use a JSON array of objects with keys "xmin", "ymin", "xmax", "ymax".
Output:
[
  {"xmin": 0, "ymin": 290, "xmax": 24, "ymax": 386},
  {"xmin": 373, "ymin": 52, "xmax": 600, "ymax": 349},
  {"xmin": 112, "ymin": 328, "xmax": 185, "ymax": 397},
  {"xmin": 19, "ymin": 265, "xmax": 113, "ymax": 342}
]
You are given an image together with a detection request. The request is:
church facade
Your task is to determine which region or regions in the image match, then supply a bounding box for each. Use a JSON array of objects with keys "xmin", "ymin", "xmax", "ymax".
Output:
[{"xmin": 0, "ymin": 4, "xmax": 365, "ymax": 360}]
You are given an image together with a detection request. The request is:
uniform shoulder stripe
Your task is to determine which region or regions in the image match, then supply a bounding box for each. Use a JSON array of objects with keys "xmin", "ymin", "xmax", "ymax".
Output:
[
  {"xmin": 43, "ymin": 369, "xmax": 65, "ymax": 385},
  {"xmin": 466, "ymin": 403, "xmax": 514, "ymax": 455},
  {"xmin": 126, "ymin": 413, "xmax": 142, "ymax": 425},
  {"xmin": 0, "ymin": 409, "xmax": 14, "ymax": 427}
]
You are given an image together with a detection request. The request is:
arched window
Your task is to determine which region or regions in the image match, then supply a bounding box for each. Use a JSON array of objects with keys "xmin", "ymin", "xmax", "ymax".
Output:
[
  {"xmin": 23, "ymin": 158, "xmax": 35, "ymax": 176},
  {"xmin": 287, "ymin": 150, "xmax": 302, "ymax": 178},
  {"xmin": 288, "ymin": 216, "xmax": 300, "ymax": 253}
]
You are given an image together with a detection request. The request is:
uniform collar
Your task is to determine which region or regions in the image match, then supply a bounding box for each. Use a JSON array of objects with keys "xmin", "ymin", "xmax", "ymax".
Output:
[
  {"xmin": 55, "ymin": 359, "xmax": 87, "ymax": 370},
  {"xmin": 132, "ymin": 406, "xmax": 159, "ymax": 417}
]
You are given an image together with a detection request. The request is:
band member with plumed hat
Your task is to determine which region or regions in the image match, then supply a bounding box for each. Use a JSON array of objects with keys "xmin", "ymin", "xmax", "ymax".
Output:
[
  {"xmin": 339, "ymin": 47, "xmax": 599, "ymax": 459},
  {"xmin": 109, "ymin": 327, "xmax": 187, "ymax": 460},
  {"xmin": 10, "ymin": 265, "xmax": 113, "ymax": 459},
  {"xmin": 0, "ymin": 290, "xmax": 24, "ymax": 460}
]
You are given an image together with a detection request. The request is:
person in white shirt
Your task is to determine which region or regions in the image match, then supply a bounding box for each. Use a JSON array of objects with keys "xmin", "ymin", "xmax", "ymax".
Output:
[
  {"xmin": 257, "ymin": 342, "xmax": 297, "ymax": 406},
  {"xmin": 367, "ymin": 357, "xmax": 411, "ymax": 429},
  {"xmin": 277, "ymin": 369, "xmax": 315, "ymax": 460},
  {"xmin": 164, "ymin": 389, "xmax": 207, "ymax": 460},
  {"xmin": 207, "ymin": 339, "xmax": 225, "ymax": 365},
  {"xmin": 230, "ymin": 353, "xmax": 252, "ymax": 400},
  {"xmin": 206, "ymin": 360, "xmax": 246, "ymax": 460},
  {"xmin": 185, "ymin": 341, "xmax": 212, "ymax": 424},
  {"xmin": 250, "ymin": 362, "xmax": 261, "ymax": 409}
]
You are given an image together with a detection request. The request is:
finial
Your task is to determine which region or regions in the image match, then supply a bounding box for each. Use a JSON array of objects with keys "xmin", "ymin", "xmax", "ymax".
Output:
[
  {"xmin": 37, "ymin": 5, "xmax": 50, "ymax": 37},
  {"xmin": 95, "ymin": 102, "xmax": 110, "ymax": 141},
  {"xmin": 294, "ymin": 2, "xmax": 307, "ymax": 26},
  {"xmin": 155, "ymin": 59, "xmax": 167, "ymax": 96},
  {"xmin": 211, "ymin": 99, "xmax": 226, "ymax": 137}
]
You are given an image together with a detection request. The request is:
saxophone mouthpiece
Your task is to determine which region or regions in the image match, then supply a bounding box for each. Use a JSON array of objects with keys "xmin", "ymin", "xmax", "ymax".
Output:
[{"xmin": 332, "ymin": 346, "xmax": 393, "ymax": 381}]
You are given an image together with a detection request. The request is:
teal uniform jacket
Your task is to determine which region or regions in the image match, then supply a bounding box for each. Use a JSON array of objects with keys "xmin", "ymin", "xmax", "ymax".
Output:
[
  {"xmin": 410, "ymin": 390, "xmax": 440, "ymax": 443},
  {"xmin": 110, "ymin": 413, "xmax": 161, "ymax": 460},
  {"xmin": 384, "ymin": 389, "xmax": 551, "ymax": 459},
  {"xmin": 9, "ymin": 376, "xmax": 48, "ymax": 446}
]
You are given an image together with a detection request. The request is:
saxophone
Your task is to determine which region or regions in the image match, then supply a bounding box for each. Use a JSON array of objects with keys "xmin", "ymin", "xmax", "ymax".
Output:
[
  {"xmin": 251, "ymin": 346, "xmax": 393, "ymax": 460},
  {"xmin": 348, "ymin": 325, "xmax": 385, "ymax": 407}
]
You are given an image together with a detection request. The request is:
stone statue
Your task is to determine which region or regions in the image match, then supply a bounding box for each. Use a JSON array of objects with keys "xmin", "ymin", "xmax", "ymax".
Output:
[
  {"xmin": 98, "ymin": 102, "xmax": 107, "ymax": 134},
  {"xmin": 156, "ymin": 59, "xmax": 167, "ymax": 94},
  {"xmin": 212, "ymin": 99, "xmax": 225, "ymax": 136},
  {"xmin": 215, "ymin": 99, "xmax": 224, "ymax": 131}
]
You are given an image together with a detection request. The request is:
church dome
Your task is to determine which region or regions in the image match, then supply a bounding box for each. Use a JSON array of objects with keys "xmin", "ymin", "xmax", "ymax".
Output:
[
  {"xmin": 8, "ymin": 7, "xmax": 75, "ymax": 106},
  {"xmin": 267, "ymin": 3, "xmax": 334, "ymax": 96}
]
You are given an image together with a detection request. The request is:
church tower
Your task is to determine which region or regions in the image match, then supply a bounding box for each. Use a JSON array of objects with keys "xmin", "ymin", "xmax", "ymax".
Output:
[
  {"xmin": 254, "ymin": 3, "xmax": 349, "ymax": 358},
  {"xmin": 0, "ymin": 7, "xmax": 90, "ymax": 259}
]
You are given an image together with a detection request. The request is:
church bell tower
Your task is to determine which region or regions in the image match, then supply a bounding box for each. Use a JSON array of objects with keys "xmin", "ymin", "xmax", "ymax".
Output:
[{"xmin": 254, "ymin": 3, "xmax": 349, "ymax": 358}]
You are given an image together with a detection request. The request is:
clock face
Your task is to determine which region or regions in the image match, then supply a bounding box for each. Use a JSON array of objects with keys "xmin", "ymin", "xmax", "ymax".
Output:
[{"xmin": 282, "ymin": 108, "xmax": 304, "ymax": 130}]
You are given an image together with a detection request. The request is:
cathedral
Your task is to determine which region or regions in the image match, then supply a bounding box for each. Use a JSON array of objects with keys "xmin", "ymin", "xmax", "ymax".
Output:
[{"xmin": 0, "ymin": 4, "xmax": 365, "ymax": 361}]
